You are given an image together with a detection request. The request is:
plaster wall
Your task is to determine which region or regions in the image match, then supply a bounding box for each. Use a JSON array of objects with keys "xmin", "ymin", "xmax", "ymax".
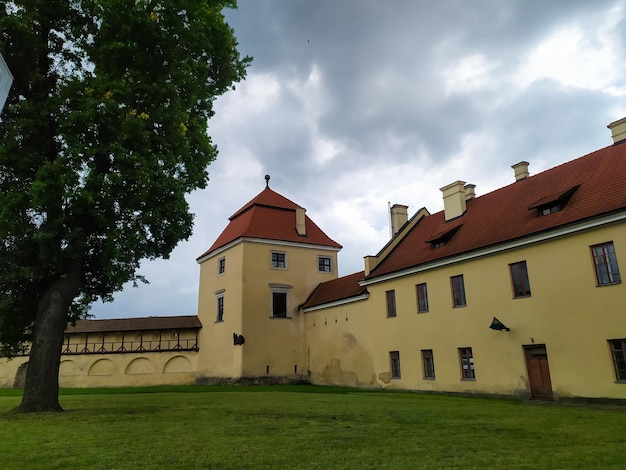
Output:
[
  {"xmin": 0, "ymin": 351, "xmax": 198, "ymax": 388},
  {"xmin": 239, "ymin": 241, "xmax": 337, "ymax": 378},
  {"xmin": 305, "ymin": 300, "xmax": 377, "ymax": 387},
  {"xmin": 306, "ymin": 222, "xmax": 626, "ymax": 399},
  {"xmin": 196, "ymin": 243, "xmax": 244, "ymax": 378}
]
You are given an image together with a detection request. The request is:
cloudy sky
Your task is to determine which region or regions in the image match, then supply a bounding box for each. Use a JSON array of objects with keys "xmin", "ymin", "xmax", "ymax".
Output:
[{"xmin": 90, "ymin": 0, "xmax": 626, "ymax": 319}]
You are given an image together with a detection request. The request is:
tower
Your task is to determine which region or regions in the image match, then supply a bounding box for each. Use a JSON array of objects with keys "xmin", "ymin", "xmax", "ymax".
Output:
[{"xmin": 195, "ymin": 176, "xmax": 341, "ymax": 382}]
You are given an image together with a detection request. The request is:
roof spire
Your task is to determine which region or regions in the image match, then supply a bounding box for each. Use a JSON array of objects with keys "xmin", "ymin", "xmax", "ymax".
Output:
[{"xmin": 265, "ymin": 174, "xmax": 270, "ymax": 188}]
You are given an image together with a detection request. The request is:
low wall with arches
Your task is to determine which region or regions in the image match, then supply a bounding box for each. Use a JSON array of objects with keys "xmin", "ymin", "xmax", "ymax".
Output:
[{"xmin": 0, "ymin": 351, "xmax": 199, "ymax": 388}]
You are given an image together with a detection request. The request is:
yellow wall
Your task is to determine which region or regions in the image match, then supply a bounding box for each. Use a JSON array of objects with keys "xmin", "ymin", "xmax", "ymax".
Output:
[
  {"xmin": 3, "ymin": 217, "xmax": 623, "ymax": 401},
  {"xmin": 0, "ymin": 351, "xmax": 198, "ymax": 388},
  {"xmin": 196, "ymin": 242, "xmax": 244, "ymax": 378},
  {"xmin": 305, "ymin": 300, "xmax": 377, "ymax": 387},
  {"xmin": 196, "ymin": 239, "xmax": 338, "ymax": 380},
  {"xmin": 306, "ymin": 223, "xmax": 626, "ymax": 399}
]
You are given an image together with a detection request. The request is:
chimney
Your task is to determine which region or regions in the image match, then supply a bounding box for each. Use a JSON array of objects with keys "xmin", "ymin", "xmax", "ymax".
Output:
[
  {"xmin": 464, "ymin": 184, "xmax": 476, "ymax": 201},
  {"xmin": 512, "ymin": 161, "xmax": 530, "ymax": 181},
  {"xmin": 608, "ymin": 117, "xmax": 626, "ymax": 144},
  {"xmin": 296, "ymin": 207, "xmax": 306, "ymax": 236},
  {"xmin": 390, "ymin": 204, "xmax": 409, "ymax": 237},
  {"xmin": 440, "ymin": 180, "xmax": 466, "ymax": 221}
]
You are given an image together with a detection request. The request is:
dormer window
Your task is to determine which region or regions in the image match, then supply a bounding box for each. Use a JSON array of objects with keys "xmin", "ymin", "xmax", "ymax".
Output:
[
  {"xmin": 529, "ymin": 185, "xmax": 580, "ymax": 217},
  {"xmin": 425, "ymin": 225, "xmax": 462, "ymax": 249}
]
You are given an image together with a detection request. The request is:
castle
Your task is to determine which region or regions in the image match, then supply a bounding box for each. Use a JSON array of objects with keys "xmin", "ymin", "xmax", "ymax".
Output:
[{"xmin": 2, "ymin": 118, "xmax": 625, "ymax": 400}]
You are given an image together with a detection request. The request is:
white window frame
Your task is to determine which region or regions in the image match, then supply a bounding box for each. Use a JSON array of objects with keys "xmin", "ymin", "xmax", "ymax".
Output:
[
  {"xmin": 318, "ymin": 255, "xmax": 332, "ymax": 273},
  {"xmin": 270, "ymin": 251, "xmax": 287, "ymax": 270},
  {"xmin": 269, "ymin": 283, "xmax": 292, "ymax": 318},
  {"xmin": 217, "ymin": 257, "xmax": 225, "ymax": 276},
  {"xmin": 215, "ymin": 289, "xmax": 225, "ymax": 323}
]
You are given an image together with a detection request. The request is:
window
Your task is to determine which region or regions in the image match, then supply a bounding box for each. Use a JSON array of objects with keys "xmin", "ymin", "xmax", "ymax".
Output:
[
  {"xmin": 459, "ymin": 347, "xmax": 475, "ymax": 379},
  {"xmin": 216, "ymin": 294, "xmax": 224, "ymax": 322},
  {"xmin": 509, "ymin": 261, "xmax": 531, "ymax": 297},
  {"xmin": 386, "ymin": 290, "xmax": 397, "ymax": 317},
  {"xmin": 609, "ymin": 339, "xmax": 626, "ymax": 381},
  {"xmin": 318, "ymin": 256, "xmax": 332, "ymax": 272},
  {"xmin": 390, "ymin": 351, "xmax": 401, "ymax": 378},
  {"xmin": 272, "ymin": 292, "xmax": 287, "ymax": 317},
  {"xmin": 269, "ymin": 284, "xmax": 292, "ymax": 318},
  {"xmin": 591, "ymin": 242, "xmax": 621, "ymax": 285},
  {"xmin": 416, "ymin": 283, "xmax": 429, "ymax": 312},
  {"xmin": 271, "ymin": 251, "xmax": 287, "ymax": 269},
  {"xmin": 422, "ymin": 349, "xmax": 435, "ymax": 379},
  {"xmin": 530, "ymin": 185, "xmax": 579, "ymax": 217},
  {"xmin": 451, "ymin": 275, "xmax": 466, "ymax": 307},
  {"xmin": 217, "ymin": 257, "xmax": 225, "ymax": 275},
  {"xmin": 426, "ymin": 225, "xmax": 462, "ymax": 249}
]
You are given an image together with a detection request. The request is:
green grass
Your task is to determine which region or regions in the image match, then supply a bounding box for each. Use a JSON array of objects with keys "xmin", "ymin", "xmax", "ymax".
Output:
[{"xmin": 0, "ymin": 386, "xmax": 624, "ymax": 469}]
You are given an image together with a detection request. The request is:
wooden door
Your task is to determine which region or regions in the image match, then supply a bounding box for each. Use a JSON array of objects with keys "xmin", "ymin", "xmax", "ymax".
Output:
[{"xmin": 524, "ymin": 345, "xmax": 553, "ymax": 400}]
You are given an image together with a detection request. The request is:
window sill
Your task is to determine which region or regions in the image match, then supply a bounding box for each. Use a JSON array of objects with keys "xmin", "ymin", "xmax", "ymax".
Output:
[
  {"xmin": 423, "ymin": 377, "xmax": 435, "ymax": 380},
  {"xmin": 596, "ymin": 281, "xmax": 622, "ymax": 287},
  {"xmin": 461, "ymin": 378, "xmax": 476, "ymax": 381},
  {"xmin": 214, "ymin": 320, "xmax": 224, "ymax": 323},
  {"xmin": 387, "ymin": 315, "xmax": 397, "ymax": 319},
  {"xmin": 417, "ymin": 311, "xmax": 429, "ymax": 314},
  {"xmin": 513, "ymin": 294, "xmax": 531, "ymax": 299},
  {"xmin": 270, "ymin": 316, "xmax": 292, "ymax": 320},
  {"xmin": 453, "ymin": 305, "xmax": 467, "ymax": 308},
  {"xmin": 391, "ymin": 377, "xmax": 401, "ymax": 380},
  {"xmin": 614, "ymin": 380, "xmax": 626, "ymax": 384}
]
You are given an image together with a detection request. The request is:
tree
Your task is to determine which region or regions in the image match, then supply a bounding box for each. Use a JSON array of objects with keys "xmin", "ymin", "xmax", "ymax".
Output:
[{"xmin": 0, "ymin": 0, "xmax": 250, "ymax": 412}]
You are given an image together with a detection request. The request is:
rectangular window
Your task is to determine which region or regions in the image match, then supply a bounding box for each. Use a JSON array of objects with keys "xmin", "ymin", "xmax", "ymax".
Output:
[
  {"xmin": 591, "ymin": 242, "xmax": 621, "ymax": 285},
  {"xmin": 416, "ymin": 283, "xmax": 429, "ymax": 312},
  {"xmin": 271, "ymin": 251, "xmax": 287, "ymax": 269},
  {"xmin": 390, "ymin": 351, "xmax": 401, "ymax": 378},
  {"xmin": 216, "ymin": 295, "xmax": 224, "ymax": 322},
  {"xmin": 386, "ymin": 290, "xmax": 397, "ymax": 317},
  {"xmin": 459, "ymin": 347, "xmax": 475, "ymax": 379},
  {"xmin": 609, "ymin": 339, "xmax": 626, "ymax": 381},
  {"xmin": 509, "ymin": 261, "xmax": 531, "ymax": 297},
  {"xmin": 422, "ymin": 349, "xmax": 435, "ymax": 379},
  {"xmin": 451, "ymin": 275, "xmax": 466, "ymax": 307},
  {"xmin": 272, "ymin": 292, "xmax": 287, "ymax": 318},
  {"xmin": 318, "ymin": 256, "xmax": 332, "ymax": 272},
  {"xmin": 217, "ymin": 257, "xmax": 225, "ymax": 275}
]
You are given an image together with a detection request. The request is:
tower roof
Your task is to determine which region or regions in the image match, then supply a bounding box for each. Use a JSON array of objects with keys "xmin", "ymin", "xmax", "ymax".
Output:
[{"xmin": 197, "ymin": 181, "xmax": 341, "ymax": 261}]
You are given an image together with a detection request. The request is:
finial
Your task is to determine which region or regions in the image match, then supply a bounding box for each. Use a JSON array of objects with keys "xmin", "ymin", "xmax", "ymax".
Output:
[{"xmin": 265, "ymin": 174, "xmax": 270, "ymax": 188}]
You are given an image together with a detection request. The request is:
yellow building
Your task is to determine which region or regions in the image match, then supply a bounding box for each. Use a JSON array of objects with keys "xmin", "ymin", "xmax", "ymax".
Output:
[
  {"xmin": 2, "ymin": 119, "xmax": 625, "ymax": 400},
  {"xmin": 194, "ymin": 177, "xmax": 341, "ymax": 382},
  {"xmin": 304, "ymin": 118, "xmax": 626, "ymax": 400}
]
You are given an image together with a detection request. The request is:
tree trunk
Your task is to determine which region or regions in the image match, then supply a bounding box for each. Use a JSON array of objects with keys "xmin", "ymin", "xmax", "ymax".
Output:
[{"xmin": 18, "ymin": 260, "xmax": 83, "ymax": 413}]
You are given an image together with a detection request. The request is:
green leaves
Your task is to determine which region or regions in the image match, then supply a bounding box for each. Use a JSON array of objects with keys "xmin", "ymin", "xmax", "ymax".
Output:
[{"xmin": 0, "ymin": 0, "xmax": 250, "ymax": 351}]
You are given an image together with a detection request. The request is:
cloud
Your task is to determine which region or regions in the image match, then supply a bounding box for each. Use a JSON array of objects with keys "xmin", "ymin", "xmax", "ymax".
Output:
[{"xmin": 89, "ymin": 0, "xmax": 626, "ymax": 318}]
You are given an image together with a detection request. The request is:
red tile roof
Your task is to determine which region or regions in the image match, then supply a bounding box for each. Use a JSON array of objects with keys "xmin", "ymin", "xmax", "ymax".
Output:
[
  {"xmin": 198, "ymin": 187, "xmax": 342, "ymax": 259},
  {"xmin": 301, "ymin": 271, "xmax": 368, "ymax": 309},
  {"xmin": 65, "ymin": 315, "xmax": 202, "ymax": 334},
  {"xmin": 366, "ymin": 143, "xmax": 626, "ymax": 280}
]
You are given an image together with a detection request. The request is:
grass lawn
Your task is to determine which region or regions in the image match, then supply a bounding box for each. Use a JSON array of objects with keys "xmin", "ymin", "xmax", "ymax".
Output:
[{"xmin": 0, "ymin": 385, "xmax": 624, "ymax": 469}]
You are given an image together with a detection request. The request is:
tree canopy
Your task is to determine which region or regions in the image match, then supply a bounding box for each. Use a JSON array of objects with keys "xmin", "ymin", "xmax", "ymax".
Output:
[{"xmin": 0, "ymin": 0, "xmax": 250, "ymax": 411}]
